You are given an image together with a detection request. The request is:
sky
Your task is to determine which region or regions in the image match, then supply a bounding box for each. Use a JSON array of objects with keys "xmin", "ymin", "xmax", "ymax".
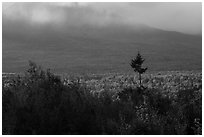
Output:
[{"xmin": 3, "ymin": 2, "xmax": 202, "ymax": 35}]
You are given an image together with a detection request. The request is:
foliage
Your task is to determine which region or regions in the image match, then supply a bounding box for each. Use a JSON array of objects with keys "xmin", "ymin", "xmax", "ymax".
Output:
[{"xmin": 2, "ymin": 62, "xmax": 202, "ymax": 135}]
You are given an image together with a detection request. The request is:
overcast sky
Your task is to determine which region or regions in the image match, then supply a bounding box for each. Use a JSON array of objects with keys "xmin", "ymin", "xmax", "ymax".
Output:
[{"xmin": 3, "ymin": 2, "xmax": 202, "ymax": 35}]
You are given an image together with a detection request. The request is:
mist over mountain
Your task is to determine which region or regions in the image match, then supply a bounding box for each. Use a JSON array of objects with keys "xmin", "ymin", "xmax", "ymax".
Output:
[{"xmin": 2, "ymin": 2, "xmax": 201, "ymax": 73}]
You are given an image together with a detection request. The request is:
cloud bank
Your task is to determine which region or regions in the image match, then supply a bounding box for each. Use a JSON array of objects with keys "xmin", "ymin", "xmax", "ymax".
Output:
[{"xmin": 3, "ymin": 2, "xmax": 202, "ymax": 35}]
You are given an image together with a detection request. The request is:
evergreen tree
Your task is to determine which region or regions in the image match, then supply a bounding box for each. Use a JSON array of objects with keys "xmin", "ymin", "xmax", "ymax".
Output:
[{"xmin": 130, "ymin": 52, "xmax": 147, "ymax": 88}]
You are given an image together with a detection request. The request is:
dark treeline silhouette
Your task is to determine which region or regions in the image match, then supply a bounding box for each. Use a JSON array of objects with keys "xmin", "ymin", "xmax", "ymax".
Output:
[{"xmin": 2, "ymin": 59, "xmax": 202, "ymax": 135}]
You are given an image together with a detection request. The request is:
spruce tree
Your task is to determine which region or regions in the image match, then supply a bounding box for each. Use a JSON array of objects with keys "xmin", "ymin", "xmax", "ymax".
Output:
[{"xmin": 130, "ymin": 52, "xmax": 147, "ymax": 88}]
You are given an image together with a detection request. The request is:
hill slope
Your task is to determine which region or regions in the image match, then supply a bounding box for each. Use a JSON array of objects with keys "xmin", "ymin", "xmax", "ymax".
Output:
[{"xmin": 2, "ymin": 23, "xmax": 202, "ymax": 74}]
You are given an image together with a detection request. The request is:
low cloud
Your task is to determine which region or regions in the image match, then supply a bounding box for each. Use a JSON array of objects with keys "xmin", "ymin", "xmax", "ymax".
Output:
[{"xmin": 3, "ymin": 2, "xmax": 202, "ymax": 37}]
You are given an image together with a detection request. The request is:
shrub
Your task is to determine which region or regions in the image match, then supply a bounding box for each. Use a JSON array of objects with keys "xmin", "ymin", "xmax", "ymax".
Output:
[{"xmin": 2, "ymin": 62, "xmax": 202, "ymax": 135}]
